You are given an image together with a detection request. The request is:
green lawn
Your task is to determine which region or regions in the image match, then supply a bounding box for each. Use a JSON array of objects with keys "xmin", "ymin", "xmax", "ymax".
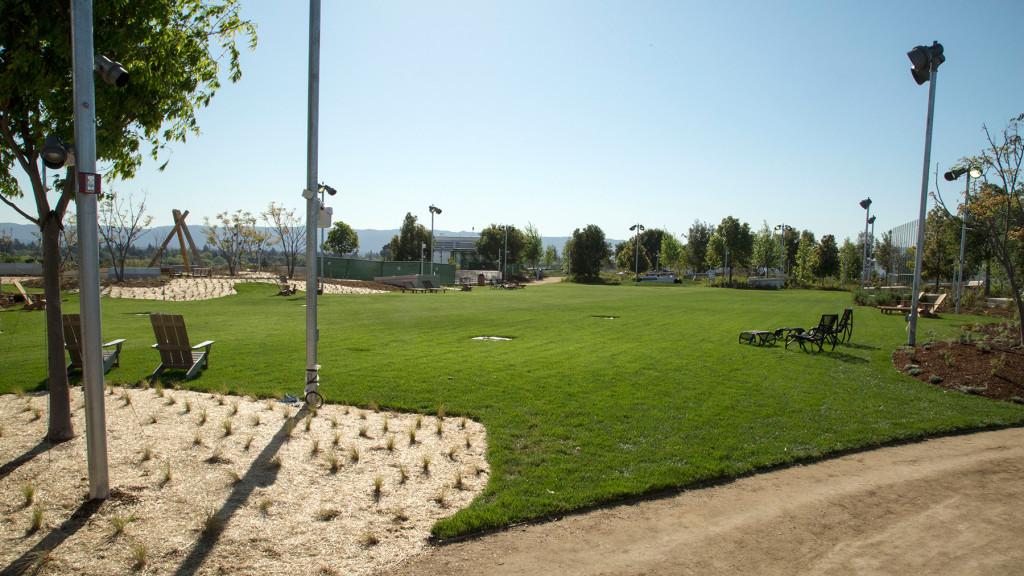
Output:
[{"xmin": 2, "ymin": 282, "xmax": 1023, "ymax": 538}]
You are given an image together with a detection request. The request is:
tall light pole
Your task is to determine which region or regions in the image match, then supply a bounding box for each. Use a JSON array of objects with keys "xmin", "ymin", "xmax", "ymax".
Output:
[
  {"xmin": 429, "ymin": 205, "xmax": 442, "ymax": 276},
  {"xmin": 945, "ymin": 166, "xmax": 982, "ymax": 314},
  {"xmin": 859, "ymin": 198, "xmax": 872, "ymax": 288},
  {"xmin": 907, "ymin": 41, "xmax": 945, "ymax": 346},
  {"xmin": 774, "ymin": 224, "xmax": 791, "ymax": 279},
  {"xmin": 67, "ymin": 0, "xmax": 130, "ymax": 500},
  {"xmin": 502, "ymin": 225, "xmax": 509, "ymax": 282},
  {"xmin": 629, "ymin": 224, "xmax": 644, "ymax": 285},
  {"xmin": 867, "ymin": 215, "xmax": 876, "ymax": 282},
  {"xmin": 301, "ymin": 0, "xmax": 324, "ymax": 406}
]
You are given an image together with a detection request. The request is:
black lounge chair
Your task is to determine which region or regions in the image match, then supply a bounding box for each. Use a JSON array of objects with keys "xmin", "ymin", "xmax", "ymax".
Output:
[
  {"xmin": 785, "ymin": 314, "xmax": 839, "ymax": 352},
  {"xmin": 833, "ymin": 308, "xmax": 853, "ymax": 343}
]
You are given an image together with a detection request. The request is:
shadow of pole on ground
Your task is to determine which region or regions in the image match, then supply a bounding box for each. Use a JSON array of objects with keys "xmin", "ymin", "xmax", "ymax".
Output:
[{"xmin": 170, "ymin": 403, "xmax": 309, "ymax": 576}]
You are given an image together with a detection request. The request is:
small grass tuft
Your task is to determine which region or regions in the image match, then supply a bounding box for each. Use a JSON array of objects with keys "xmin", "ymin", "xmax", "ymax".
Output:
[
  {"xmin": 165, "ymin": 394, "xmax": 176, "ymax": 406},
  {"xmin": 447, "ymin": 445, "xmax": 458, "ymax": 460},
  {"xmin": 304, "ymin": 415, "xmax": 313, "ymax": 432},
  {"xmin": 315, "ymin": 508, "xmax": 341, "ymax": 521},
  {"xmin": 131, "ymin": 543, "xmax": 147, "ymax": 571},
  {"xmin": 268, "ymin": 455, "xmax": 283, "ymax": 469},
  {"xmin": 284, "ymin": 418, "xmax": 296, "ymax": 439},
  {"xmin": 141, "ymin": 446, "xmax": 153, "ymax": 462},
  {"xmin": 465, "ymin": 435, "xmax": 472, "ymax": 450},
  {"xmin": 460, "ymin": 415, "xmax": 467, "ymax": 429},
  {"xmin": 360, "ymin": 530, "xmax": 380, "ymax": 547},
  {"xmin": 226, "ymin": 469, "xmax": 242, "ymax": 485},
  {"xmin": 369, "ymin": 400, "xmax": 379, "ymax": 413},
  {"xmin": 222, "ymin": 418, "xmax": 233, "ymax": 436},
  {"xmin": 258, "ymin": 498, "xmax": 273, "ymax": 516},
  {"xmin": 198, "ymin": 407, "xmax": 207, "ymax": 426},
  {"xmin": 310, "ymin": 438, "xmax": 321, "ymax": 456},
  {"xmin": 454, "ymin": 473, "xmax": 465, "ymax": 490},
  {"xmin": 122, "ymin": 390, "xmax": 132, "ymax": 406},
  {"xmin": 183, "ymin": 399, "xmax": 192, "ymax": 413},
  {"xmin": 437, "ymin": 404, "xmax": 446, "ymax": 420},
  {"xmin": 244, "ymin": 434, "xmax": 255, "ymax": 451},
  {"xmin": 29, "ymin": 407, "xmax": 41, "ymax": 421},
  {"xmin": 21, "ymin": 483, "xmax": 35, "ymax": 507},
  {"xmin": 398, "ymin": 463, "xmax": 409, "ymax": 484},
  {"xmin": 20, "ymin": 548, "xmax": 55, "ymax": 575},
  {"xmin": 385, "ymin": 435, "xmax": 395, "ymax": 451},
  {"xmin": 332, "ymin": 431, "xmax": 341, "ymax": 447},
  {"xmin": 408, "ymin": 428, "xmax": 417, "ymax": 445},
  {"xmin": 230, "ymin": 401, "xmax": 239, "ymax": 416},
  {"xmin": 433, "ymin": 487, "xmax": 448, "ymax": 507},
  {"xmin": 382, "ymin": 415, "xmax": 389, "ymax": 433},
  {"xmin": 421, "ymin": 454, "xmax": 431, "ymax": 474},
  {"xmin": 109, "ymin": 512, "xmax": 137, "ymax": 538},
  {"xmin": 251, "ymin": 413, "xmax": 261, "ymax": 427},
  {"xmin": 330, "ymin": 415, "xmax": 339, "ymax": 428},
  {"xmin": 207, "ymin": 447, "xmax": 229, "ymax": 464},
  {"xmin": 27, "ymin": 504, "xmax": 43, "ymax": 533},
  {"xmin": 193, "ymin": 431, "xmax": 203, "ymax": 446},
  {"xmin": 325, "ymin": 451, "xmax": 342, "ymax": 474},
  {"xmin": 201, "ymin": 508, "xmax": 223, "ymax": 537},
  {"xmin": 348, "ymin": 446, "xmax": 360, "ymax": 463},
  {"xmin": 415, "ymin": 414, "xmax": 423, "ymax": 429},
  {"xmin": 154, "ymin": 383, "xmax": 164, "ymax": 397},
  {"xmin": 358, "ymin": 425, "xmax": 370, "ymax": 439},
  {"xmin": 436, "ymin": 420, "xmax": 444, "ymax": 437},
  {"xmin": 159, "ymin": 461, "xmax": 172, "ymax": 487},
  {"xmin": 373, "ymin": 475, "xmax": 384, "ymax": 501}
]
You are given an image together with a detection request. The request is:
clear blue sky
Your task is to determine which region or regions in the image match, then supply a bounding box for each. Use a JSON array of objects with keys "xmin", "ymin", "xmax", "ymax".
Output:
[{"xmin": 4, "ymin": 0, "xmax": 1023, "ymax": 247}]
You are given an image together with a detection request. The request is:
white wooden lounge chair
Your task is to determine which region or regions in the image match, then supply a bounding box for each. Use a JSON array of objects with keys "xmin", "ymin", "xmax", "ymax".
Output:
[
  {"xmin": 149, "ymin": 313, "xmax": 215, "ymax": 380},
  {"xmin": 63, "ymin": 313, "xmax": 126, "ymax": 375}
]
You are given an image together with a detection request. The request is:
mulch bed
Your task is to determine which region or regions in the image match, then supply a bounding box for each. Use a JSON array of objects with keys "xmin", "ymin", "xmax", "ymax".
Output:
[{"xmin": 892, "ymin": 320, "xmax": 1024, "ymax": 403}]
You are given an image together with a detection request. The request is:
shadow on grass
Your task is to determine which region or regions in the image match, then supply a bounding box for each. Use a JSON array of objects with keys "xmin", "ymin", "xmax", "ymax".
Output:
[
  {"xmin": 170, "ymin": 403, "xmax": 310, "ymax": 576},
  {"xmin": 0, "ymin": 498, "xmax": 101, "ymax": 576}
]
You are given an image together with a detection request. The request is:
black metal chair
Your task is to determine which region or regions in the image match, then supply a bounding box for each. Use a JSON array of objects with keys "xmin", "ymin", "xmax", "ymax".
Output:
[
  {"xmin": 833, "ymin": 308, "xmax": 853, "ymax": 343},
  {"xmin": 785, "ymin": 314, "xmax": 838, "ymax": 352}
]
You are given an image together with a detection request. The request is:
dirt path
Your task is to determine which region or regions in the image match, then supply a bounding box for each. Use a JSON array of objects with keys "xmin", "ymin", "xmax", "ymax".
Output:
[{"xmin": 385, "ymin": 427, "xmax": 1024, "ymax": 575}]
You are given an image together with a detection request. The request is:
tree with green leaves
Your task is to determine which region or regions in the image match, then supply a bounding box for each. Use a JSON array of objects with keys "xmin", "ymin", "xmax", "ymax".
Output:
[
  {"xmin": 476, "ymin": 224, "xmax": 526, "ymax": 269},
  {"xmin": 814, "ymin": 234, "xmax": 840, "ymax": 279},
  {"xmin": 523, "ymin": 222, "xmax": 543, "ymax": 268},
  {"xmin": 712, "ymin": 216, "xmax": 753, "ymax": 283},
  {"xmin": 751, "ymin": 222, "xmax": 779, "ymax": 276},
  {"xmin": 567, "ymin": 224, "xmax": 609, "ymax": 281},
  {"xmin": 388, "ymin": 213, "xmax": 432, "ymax": 262},
  {"xmin": 684, "ymin": 220, "xmax": 713, "ymax": 273},
  {"xmin": 323, "ymin": 221, "xmax": 358, "ymax": 256},
  {"xmin": 794, "ymin": 236, "xmax": 817, "ymax": 284},
  {"xmin": 203, "ymin": 210, "xmax": 258, "ymax": 276},
  {"xmin": 660, "ymin": 232, "xmax": 685, "ymax": 273},
  {"xmin": 921, "ymin": 205, "xmax": 961, "ymax": 290},
  {"xmin": 840, "ymin": 237, "xmax": 862, "ymax": 285},
  {"xmin": 542, "ymin": 244, "xmax": 558, "ymax": 268},
  {"xmin": 639, "ymin": 228, "xmax": 664, "ymax": 269},
  {"xmin": 873, "ymin": 231, "xmax": 898, "ymax": 282},
  {"xmin": 616, "ymin": 238, "xmax": 651, "ymax": 277},
  {"xmin": 0, "ymin": 0, "xmax": 255, "ymax": 441}
]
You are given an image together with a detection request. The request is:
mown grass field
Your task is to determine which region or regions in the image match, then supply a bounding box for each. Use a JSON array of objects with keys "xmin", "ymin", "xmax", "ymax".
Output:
[{"xmin": 2, "ymin": 281, "xmax": 1023, "ymax": 538}]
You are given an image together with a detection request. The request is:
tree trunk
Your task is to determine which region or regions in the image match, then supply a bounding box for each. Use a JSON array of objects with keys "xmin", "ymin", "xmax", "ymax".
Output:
[
  {"xmin": 984, "ymin": 258, "xmax": 991, "ymax": 297},
  {"xmin": 42, "ymin": 210, "xmax": 74, "ymax": 442}
]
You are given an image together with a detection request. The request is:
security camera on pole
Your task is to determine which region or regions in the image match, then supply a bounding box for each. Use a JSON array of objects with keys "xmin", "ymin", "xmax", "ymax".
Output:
[{"xmin": 906, "ymin": 41, "xmax": 945, "ymax": 346}]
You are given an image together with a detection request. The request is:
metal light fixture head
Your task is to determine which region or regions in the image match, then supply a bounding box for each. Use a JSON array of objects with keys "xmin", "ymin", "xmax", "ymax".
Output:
[
  {"xmin": 944, "ymin": 166, "xmax": 983, "ymax": 181},
  {"xmin": 860, "ymin": 198, "xmax": 872, "ymax": 210},
  {"xmin": 41, "ymin": 133, "xmax": 70, "ymax": 169},
  {"xmin": 907, "ymin": 41, "xmax": 944, "ymax": 85},
  {"xmin": 429, "ymin": 204, "xmax": 442, "ymax": 215},
  {"xmin": 94, "ymin": 54, "xmax": 129, "ymax": 88},
  {"xmin": 318, "ymin": 183, "xmax": 337, "ymax": 196},
  {"xmin": 868, "ymin": 216, "xmax": 876, "ymax": 224}
]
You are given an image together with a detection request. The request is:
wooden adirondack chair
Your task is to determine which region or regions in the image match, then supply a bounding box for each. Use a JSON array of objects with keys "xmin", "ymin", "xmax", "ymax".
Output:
[
  {"xmin": 149, "ymin": 313, "xmax": 215, "ymax": 381},
  {"xmin": 62, "ymin": 314, "xmax": 126, "ymax": 375},
  {"xmin": 13, "ymin": 280, "xmax": 45, "ymax": 310}
]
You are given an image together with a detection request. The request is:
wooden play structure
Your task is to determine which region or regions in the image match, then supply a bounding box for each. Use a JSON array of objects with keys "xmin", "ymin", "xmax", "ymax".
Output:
[{"xmin": 149, "ymin": 209, "xmax": 205, "ymax": 275}]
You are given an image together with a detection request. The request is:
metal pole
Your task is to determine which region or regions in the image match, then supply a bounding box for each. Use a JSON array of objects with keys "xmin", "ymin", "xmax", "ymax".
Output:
[
  {"xmin": 430, "ymin": 211, "xmax": 434, "ymax": 276},
  {"xmin": 908, "ymin": 66, "xmax": 938, "ymax": 346},
  {"xmin": 861, "ymin": 206, "xmax": 870, "ymax": 289},
  {"xmin": 779, "ymin": 226, "xmax": 784, "ymax": 279},
  {"xmin": 634, "ymin": 226, "xmax": 640, "ymax": 285},
  {"xmin": 955, "ymin": 173, "xmax": 970, "ymax": 314},
  {"xmin": 503, "ymin": 226, "xmax": 508, "ymax": 282},
  {"xmin": 71, "ymin": 0, "xmax": 109, "ymax": 500},
  {"xmin": 304, "ymin": 0, "xmax": 321, "ymax": 399}
]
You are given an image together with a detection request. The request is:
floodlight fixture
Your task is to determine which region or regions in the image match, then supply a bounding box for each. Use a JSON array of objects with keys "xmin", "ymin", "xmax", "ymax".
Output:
[
  {"xmin": 94, "ymin": 54, "xmax": 129, "ymax": 88},
  {"xmin": 429, "ymin": 204, "xmax": 442, "ymax": 215},
  {"xmin": 944, "ymin": 167, "xmax": 982, "ymax": 181},
  {"xmin": 868, "ymin": 215, "xmax": 876, "ymax": 225},
  {"xmin": 41, "ymin": 133, "xmax": 75, "ymax": 169},
  {"xmin": 907, "ymin": 42, "xmax": 944, "ymax": 85},
  {"xmin": 859, "ymin": 198, "xmax": 872, "ymax": 210},
  {"xmin": 318, "ymin": 182, "xmax": 337, "ymax": 196}
]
